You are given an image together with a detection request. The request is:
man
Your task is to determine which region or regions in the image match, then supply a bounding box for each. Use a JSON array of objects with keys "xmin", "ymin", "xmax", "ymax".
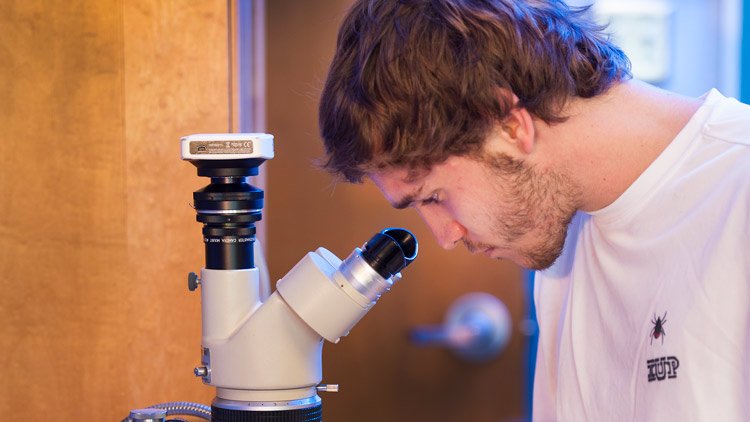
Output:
[{"xmin": 318, "ymin": 0, "xmax": 750, "ymax": 420}]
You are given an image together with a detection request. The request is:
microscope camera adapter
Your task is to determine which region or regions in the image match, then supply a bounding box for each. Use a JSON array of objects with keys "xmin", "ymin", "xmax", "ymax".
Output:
[{"xmin": 181, "ymin": 133, "xmax": 274, "ymax": 271}]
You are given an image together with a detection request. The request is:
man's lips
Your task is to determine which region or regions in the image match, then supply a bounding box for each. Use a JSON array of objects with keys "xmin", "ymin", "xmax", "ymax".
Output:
[{"xmin": 464, "ymin": 241, "xmax": 501, "ymax": 258}]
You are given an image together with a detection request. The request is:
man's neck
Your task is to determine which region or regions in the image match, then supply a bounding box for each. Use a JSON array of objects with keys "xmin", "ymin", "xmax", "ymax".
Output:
[{"xmin": 535, "ymin": 79, "xmax": 704, "ymax": 212}]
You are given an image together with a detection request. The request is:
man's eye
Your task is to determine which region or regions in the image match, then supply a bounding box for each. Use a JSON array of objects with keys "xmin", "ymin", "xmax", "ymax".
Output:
[{"xmin": 421, "ymin": 193, "xmax": 440, "ymax": 205}]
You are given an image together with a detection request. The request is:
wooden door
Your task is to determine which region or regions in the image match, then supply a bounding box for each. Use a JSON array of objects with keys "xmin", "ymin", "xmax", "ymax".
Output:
[{"xmin": 264, "ymin": 1, "xmax": 528, "ymax": 421}]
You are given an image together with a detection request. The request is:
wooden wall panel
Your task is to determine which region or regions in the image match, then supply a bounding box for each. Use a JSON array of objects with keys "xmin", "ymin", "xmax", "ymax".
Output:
[
  {"xmin": 0, "ymin": 1, "xmax": 129, "ymax": 419},
  {"xmin": 120, "ymin": 0, "xmax": 230, "ymax": 414},
  {"xmin": 0, "ymin": 0, "xmax": 231, "ymax": 419}
]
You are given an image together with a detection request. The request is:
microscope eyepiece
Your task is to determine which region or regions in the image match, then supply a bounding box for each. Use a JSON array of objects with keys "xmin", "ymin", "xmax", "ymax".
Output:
[{"xmin": 361, "ymin": 228, "xmax": 418, "ymax": 279}]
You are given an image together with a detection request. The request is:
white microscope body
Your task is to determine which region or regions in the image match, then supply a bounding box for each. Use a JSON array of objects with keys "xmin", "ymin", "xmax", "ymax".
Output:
[
  {"xmin": 198, "ymin": 246, "xmax": 401, "ymax": 403},
  {"xmin": 180, "ymin": 133, "xmax": 417, "ymax": 422}
]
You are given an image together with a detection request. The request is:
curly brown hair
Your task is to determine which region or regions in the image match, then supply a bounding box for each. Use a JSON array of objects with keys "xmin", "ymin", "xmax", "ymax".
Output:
[{"xmin": 319, "ymin": 0, "xmax": 631, "ymax": 183}]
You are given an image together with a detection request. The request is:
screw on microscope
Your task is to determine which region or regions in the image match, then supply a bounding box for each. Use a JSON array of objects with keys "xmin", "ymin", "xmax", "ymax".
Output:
[
  {"xmin": 316, "ymin": 384, "xmax": 339, "ymax": 393},
  {"xmin": 188, "ymin": 272, "xmax": 201, "ymax": 291},
  {"xmin": 194, "ymin": 366, "xmax": 209, "ymax": 377}
]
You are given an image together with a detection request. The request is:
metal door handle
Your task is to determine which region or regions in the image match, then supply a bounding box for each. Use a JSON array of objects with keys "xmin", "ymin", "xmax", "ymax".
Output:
[{"xmin": 411, "ymin": 292, "xmax": 512, "ymax": 363}]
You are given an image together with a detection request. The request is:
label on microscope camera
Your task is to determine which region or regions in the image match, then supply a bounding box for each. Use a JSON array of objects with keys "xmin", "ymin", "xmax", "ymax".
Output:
[{"xmin": 190, "ymin": 140, "xmax": 254, "ymax": 155}]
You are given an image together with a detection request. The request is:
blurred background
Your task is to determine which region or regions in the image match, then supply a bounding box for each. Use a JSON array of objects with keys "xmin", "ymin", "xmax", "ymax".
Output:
[{"xmin": 0, "ymin": 0, "xmax": 746, "ymax": 420}]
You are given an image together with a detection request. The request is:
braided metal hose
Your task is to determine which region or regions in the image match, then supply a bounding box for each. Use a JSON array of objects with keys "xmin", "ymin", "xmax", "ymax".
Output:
[{"xmin": 122, "ymin": 401, "xmax": 212, "ymax": 421}]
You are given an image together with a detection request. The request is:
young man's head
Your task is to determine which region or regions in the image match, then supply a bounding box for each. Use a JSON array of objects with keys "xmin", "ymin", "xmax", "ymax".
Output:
[{"xmin": 318, "ymin": 0, "xmax": 631, "ymax": 268}]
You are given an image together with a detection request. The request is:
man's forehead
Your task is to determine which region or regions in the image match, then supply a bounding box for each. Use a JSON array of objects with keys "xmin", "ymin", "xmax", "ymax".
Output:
[
  {"xmin": 368, "ymin": 167, "xmax": 427, "ymax": 209},
  {"xmin": 369, "ymin": 165, "xmax": 429, "ymax": 183}
]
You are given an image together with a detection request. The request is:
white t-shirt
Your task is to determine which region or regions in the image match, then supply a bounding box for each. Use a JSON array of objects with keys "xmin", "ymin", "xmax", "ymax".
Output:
[{"xmin": 533, "ymin": 89, "xmax": 750, "ymax": 421}]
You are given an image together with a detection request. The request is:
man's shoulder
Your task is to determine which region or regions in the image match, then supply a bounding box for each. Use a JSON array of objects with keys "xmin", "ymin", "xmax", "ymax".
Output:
[{"xmin": 701, "ymin": 91, "xmax": 750, "ymax": 147}]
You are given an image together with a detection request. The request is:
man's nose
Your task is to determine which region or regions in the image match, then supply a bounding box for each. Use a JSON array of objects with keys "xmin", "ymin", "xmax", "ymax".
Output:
[{"xmin": 418, "ymin": 208, "xmax": 466, "ymax": 250}]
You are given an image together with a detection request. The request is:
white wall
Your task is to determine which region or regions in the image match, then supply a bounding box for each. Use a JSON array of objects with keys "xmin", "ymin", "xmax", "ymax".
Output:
[{"xmin": 567, "ymin": 0, "xmax": 742, "ymax": 98}]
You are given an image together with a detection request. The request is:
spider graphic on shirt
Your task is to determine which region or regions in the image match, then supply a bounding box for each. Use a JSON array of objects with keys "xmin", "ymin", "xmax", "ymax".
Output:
[{"xmin": 649, "ymin": 312, "xmax": 667, "ymax": 345}]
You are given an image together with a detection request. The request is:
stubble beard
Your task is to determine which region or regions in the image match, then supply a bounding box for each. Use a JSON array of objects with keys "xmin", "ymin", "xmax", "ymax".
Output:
[{"xmin": 469, "ymin": 153, "xmax": 579, "ymax": 271}]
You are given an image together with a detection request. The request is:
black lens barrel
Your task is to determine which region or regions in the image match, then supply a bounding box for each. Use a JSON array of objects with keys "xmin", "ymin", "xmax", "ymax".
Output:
[
  {"xmin": 193, "ymin": 178, "xmax": 263, "ymax": 270},
  {"xmin": 190, "ymin": 158, "xmax": 265, "ymax": 178}
]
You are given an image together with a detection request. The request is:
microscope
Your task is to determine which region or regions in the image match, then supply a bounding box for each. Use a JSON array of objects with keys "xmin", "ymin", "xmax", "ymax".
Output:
[{"xmin": 125, "ymin": 133, "xmax": 418, "ymax": 422}]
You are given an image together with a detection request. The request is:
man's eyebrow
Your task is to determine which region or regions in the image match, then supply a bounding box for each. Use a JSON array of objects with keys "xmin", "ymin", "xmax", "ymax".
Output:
[{"xmin": 393, "ymin": 187, "xmax": 423, "ymax": 210}]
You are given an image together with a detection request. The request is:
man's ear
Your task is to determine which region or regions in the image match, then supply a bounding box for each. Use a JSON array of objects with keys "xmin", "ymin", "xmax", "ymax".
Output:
[{"xmin": 500, "ymin": 106, "xmax": 536, "ymax": 155}]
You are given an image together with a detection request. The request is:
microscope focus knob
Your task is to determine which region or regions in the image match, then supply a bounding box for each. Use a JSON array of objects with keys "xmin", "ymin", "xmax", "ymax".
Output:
[{"xmin": 188, "ymin": 272, "xmax": 201, "ymax": 291}]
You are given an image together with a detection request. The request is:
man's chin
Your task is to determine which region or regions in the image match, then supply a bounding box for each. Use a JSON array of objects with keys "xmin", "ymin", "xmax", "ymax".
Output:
[{"xmin": 519, "ymin": 248, "xmax": 563, "ymax": 271}]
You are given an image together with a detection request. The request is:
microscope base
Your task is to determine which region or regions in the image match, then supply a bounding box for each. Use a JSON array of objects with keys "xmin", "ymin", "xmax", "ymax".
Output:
[{"xmin": 211, "ymin": 396, "xmax": 322, "ymax": 422}]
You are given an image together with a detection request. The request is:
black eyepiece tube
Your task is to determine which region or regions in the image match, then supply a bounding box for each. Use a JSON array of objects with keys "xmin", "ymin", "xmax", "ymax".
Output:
[{"xmin": 361, "ymin": 228, "xmax": 418, "ymax": 279}]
